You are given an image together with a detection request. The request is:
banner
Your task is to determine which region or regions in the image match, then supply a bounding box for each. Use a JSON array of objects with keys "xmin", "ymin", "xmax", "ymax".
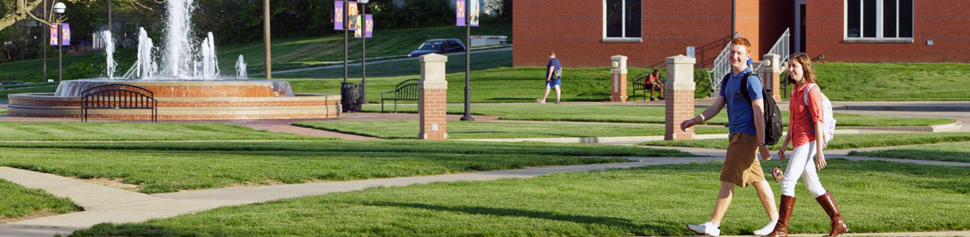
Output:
[
  {"xmin": 469, "ymin": 0, "xmax": 480, "ymax": 27},
  {"xmin": 366, "ymin": 14, "xmax": 373, "ymax": 38},
  {"xmin": 334, "ymin": 1, "xmax": 343, "ymax": 30},
  {"xmin": 348, "ymin": 1, "xmax": 359, "ymax": 31},
  {"xmin": 456, "ymin": 0, "xmax": 465, "ymax": 26},
  {"xmin": 49, "ymin": 23, "xmax": 71, "ymax": 46},
  {"xmin": 354, "ymin": 15, "xmax": 362, "ymax": 38}
]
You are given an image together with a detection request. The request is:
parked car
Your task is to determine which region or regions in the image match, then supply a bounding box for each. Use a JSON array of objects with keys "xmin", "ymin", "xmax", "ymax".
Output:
[{"xmin": 408, "ymin": 39, "xmax": 466, "ymax": 57}]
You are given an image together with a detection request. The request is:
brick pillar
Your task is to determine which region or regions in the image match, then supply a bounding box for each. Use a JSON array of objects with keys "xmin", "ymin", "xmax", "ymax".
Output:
[
  {"xmin": 763, "ymin": 53, "xmax": 782, "ymax": 102},
  {"xmin": 418, "ymin": 53, "xmax": 448, "ymax": 140},
  {"xmin": 610, "ymin": 55, "xmax": 628, "ymax": 102},
  {"xmin": 665, "ymin": 55, "xmax": 696, "ymax": 141}
]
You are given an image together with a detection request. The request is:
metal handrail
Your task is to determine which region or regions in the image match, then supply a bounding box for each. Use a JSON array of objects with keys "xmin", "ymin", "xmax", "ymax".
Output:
[
  {"xmin": 755, "ymin": 28, "xmax": 791, "ymax": 73},
  {"xmin": 707, "ymin": 32, "xmax": 741, "ymax": 97}
]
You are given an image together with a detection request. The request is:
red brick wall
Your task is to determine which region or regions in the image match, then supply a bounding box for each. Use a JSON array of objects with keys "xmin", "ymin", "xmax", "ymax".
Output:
[
  {"xmin": 513, "ymin": 0, "xmax": 734, "ymax": 68},
  {"xmin": 806, "ymin": 0, "xmax": 970, "ymax": 62},
  {"xmin": 419, "ymin": 88, "xmax": 448, "ymax": 140},
  {"xmin": 665, "ymin": 90, "xmax": 695, "ymax": 140}
]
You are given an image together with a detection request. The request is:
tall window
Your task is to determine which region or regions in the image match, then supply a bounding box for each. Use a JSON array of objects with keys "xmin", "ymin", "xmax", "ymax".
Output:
[
  {"xmin": 846, "ymin": 0, "xmax": 912, "ymax": 39},
  {"xmin": 604, "ymin": 0, "xmax": 641, "ymax": 40}
]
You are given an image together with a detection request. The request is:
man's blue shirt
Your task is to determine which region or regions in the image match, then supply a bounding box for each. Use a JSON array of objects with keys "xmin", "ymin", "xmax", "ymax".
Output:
[
  {"xmin": 719, "ymin": 67, "xmax": 763, "ymax": 136},
  {"xmin": 546, "ymin": 58, "xmax": 562, "ymax": 80}
]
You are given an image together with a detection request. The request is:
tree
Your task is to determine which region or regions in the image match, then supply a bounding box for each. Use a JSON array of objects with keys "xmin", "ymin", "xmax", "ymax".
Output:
[{"xmin": 0, "ymin": 0, "xmax": 154, "ymax": 31}]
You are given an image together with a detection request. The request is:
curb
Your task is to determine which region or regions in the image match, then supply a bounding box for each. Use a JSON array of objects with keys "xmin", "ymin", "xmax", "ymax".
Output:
[{"xmin": 845, "ymin": 121, "xmax": 962, "ymax": 132}]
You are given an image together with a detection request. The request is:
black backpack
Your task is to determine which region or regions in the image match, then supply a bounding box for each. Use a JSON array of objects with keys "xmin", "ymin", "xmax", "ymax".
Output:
[{"xmin": 720, "ymin": 72, "xmax": 783, "ymax": 146}]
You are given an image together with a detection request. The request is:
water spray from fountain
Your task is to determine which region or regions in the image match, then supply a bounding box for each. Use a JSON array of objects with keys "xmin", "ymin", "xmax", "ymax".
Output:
[
  {"xmin": 235, "ymin": 55, "xmax": 247, "ymax": 79},
  {"xmin": 200, "ymin": 32, "xmax": 220, "ymax": 79},
  {"xmin": 102, "ymin": 31, "xmax": 117, "ymax": 79},
  {"xmin": 122, "ymin": 28, "xmax": 157, "ymax": 79}
]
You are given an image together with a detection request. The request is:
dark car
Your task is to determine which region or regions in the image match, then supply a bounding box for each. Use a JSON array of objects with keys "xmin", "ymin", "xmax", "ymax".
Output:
[{"xmin": 408, "ymin": 39, "xmax": 466, "ymax": 57}]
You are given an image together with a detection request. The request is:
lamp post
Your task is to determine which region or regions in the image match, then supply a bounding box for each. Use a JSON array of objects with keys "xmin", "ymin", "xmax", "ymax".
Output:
[
  {"xmin": 42, "ymin": 0, "xmax": 47, "ymax": 81},
  {"xmin": 359, "ymin": 0, "xmax": 367, "ymax": 104},
  {"xmin": 54, "ymin": 2, "xmax": 66, "ymax": 82},
  {"xmin": 460, "ymin": 0, "xmax": 474, "ymax": 121}
]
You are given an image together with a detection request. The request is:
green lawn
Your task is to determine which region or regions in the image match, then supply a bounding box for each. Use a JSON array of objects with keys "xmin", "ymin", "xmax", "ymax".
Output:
[
  {"xmin": 1, "ymin": 85, "xmax": 60, "ymax": 99},
  {"xmin": 0, "ymin": 109, "xmax": 6, "ymax": 115},
  {"xmin": 809, "ymin": 62, "xmax": 970, "ymax": 101},
  {"xmin": 848, "ymin": 142, "xmax": 970, "ymax": 163},
  {"xmin": 0, "ymin": 122, "xmax": 321, "ymax": 141},
  {"xmin": 357, "ymin": 103, "xmax": 955, "ymax": 127},
  {"xmin": 0, "ymin": 25, "xmax": 512, "ymax": 82},
  {"xmin": 292, "ymin": 120, "xmax": 729, "ymax": 139},
  {"xmin": 68, "ymin": 160, "xmax": 970, "ymax": 237},
  {"xmin": 641, "ymin": 132, "xmax": 970, "ymax": 150},
  {"xmin": 286, "ymin": 67, "xmax": 714, "ymax": 103},
  {"xmin": 277, "ymin": 48, "xmax": 513, "ymax": 78},
  {"xmin": 0, "ymin": 140, "xmax": 690, "ymax": 193},
  {"xmin": 0, "ymin": 179, "xmax": 79, "ymax": 222}
]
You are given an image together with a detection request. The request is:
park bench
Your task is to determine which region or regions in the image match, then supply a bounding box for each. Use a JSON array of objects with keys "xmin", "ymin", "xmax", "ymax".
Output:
[
  {"xmin": 632, "ymin": 72, "xmax": 666, "ymax": 101},
  {"xmin": 381, "ymin": 79, "xmax": 419, "ymax": 113},
  {"xmin": 81, "ymin": 84, "xmax": 158, "ymax": 122}
]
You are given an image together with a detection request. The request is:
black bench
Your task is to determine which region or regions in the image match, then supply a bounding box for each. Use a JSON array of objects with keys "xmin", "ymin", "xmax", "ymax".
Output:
[
  {"xmin": 381, "ymin": 79, "xmax": 420, "ymax": 113},
  {"xmin": 632, "ymin": 72, "xmax": 666, "ymax": 101},
  {"xmin": 81, "ymin": 84, "xmax": 157, "ymax": 122}
]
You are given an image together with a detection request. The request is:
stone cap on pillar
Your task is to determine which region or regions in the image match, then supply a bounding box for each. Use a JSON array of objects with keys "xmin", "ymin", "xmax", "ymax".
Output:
[
  {"xmin": 665, "ymin": 55, "xmax": 696, "ymax": 91},
  {"xmin": 763, "ymin": 53, "xmax": 781, "ymax": 72},
  {"xmin": 611, "ymin": 55, "xmax": 628, "ymax": 74},
  {"xmin": 420, "ymin": 53, "xmax": 448, "ymax": 90}
]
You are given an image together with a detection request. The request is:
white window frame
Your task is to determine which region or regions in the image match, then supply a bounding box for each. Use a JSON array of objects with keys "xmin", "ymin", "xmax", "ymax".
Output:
[
  {"xmin": 844, "ymin": 0, "xmax": 914, "ymax": 43},
  {"xmin": 602, "ymin": 0, "xmax": 642, "ymax": 43}
]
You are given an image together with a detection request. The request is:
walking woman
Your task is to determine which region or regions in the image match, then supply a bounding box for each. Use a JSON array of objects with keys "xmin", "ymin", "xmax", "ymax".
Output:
[{"xmin": 765, "ymin": 53, "xmax": 848, "ymax": 237}]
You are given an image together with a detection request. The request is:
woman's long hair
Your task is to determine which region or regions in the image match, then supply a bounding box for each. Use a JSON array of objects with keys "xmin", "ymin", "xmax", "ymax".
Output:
[{"xmin": 787, "ymin": 53, "xmax": 818, "ymax": 85}]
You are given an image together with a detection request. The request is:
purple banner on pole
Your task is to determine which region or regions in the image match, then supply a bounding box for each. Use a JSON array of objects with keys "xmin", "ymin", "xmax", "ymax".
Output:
[
  {"xmin": 50, "ymin": 23, "xmax": 71, "ymax": 46},
  {"xmin": 366, "ymin": 14, "xmax": 373, "ymax": 38},
  {"xmin": 456, "ymin": 0, "xmax": 465, "ymax": 26},
  {"xmin": 348, "ymin": 1, "xmax": 358, "ymax": 31},
  {"xmin": 470, "ymin": 0, "xmax": 479, "ymax": 27},
  {"xmin": 334, "ymin": 1, "xmax": 343, "ymax": 30}
]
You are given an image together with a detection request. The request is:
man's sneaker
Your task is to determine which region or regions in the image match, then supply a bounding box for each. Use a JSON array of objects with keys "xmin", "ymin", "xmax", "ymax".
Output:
[
  {"xmin": 650, "ymin": 97, "xmax": 656, "ymax": 101},
  {"xmin": 687, "ymin": 222, "xmax": 720, "ymax": 236},
  {"xmin": 752, "ymin": 219, "xmax": 778, "ymax": 236},
  {"xmin": 554, "ymin": 101, "xmax": 561, "ymax": 104}
]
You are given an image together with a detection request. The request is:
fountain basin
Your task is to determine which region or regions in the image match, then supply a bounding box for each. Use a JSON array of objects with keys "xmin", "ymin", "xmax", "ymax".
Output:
[{"xmin": 8, "ymin": 80, "xmax": 341, "ymax": 120}]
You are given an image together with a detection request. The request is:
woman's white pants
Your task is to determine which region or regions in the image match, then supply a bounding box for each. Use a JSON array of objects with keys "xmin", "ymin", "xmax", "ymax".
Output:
[{"xmin": 782, "ymin": 141, "xmax": 827, "ymax": 197}]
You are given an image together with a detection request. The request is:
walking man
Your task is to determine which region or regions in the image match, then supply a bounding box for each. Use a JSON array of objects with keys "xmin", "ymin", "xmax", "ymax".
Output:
[
  {"xmin": 680, "ymin": 37, "xmax": 779, "ymax": 236},
  {"xmin": 538, "ymin": 51, "xmax": 562, "ymax": 104}
]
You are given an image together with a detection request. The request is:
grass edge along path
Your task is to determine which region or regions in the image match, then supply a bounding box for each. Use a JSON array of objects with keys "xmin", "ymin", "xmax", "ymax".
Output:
[
  {"xmin": 292, "ymin": 120, "xmax": 729, "ymax": 139},
  {"xmin": 0, "ymin": 178, "xmax": 80, "ymax": 222},
  {"xmin": 848, "ymin": 142, "xmax": 970, "ymax": 163},
  {"xmin": 639, "ymin": 132, "xmax": 970, "ymax": 151},
  {"xmin": 0, "ymin": 122, "xmax": 328, "ymax": 141},
  {"xmin": 358, "ymin": 104, "xmax": 956, "ymax": 127},
  {"xmin": 0, "ymin": 140, "xmax": 693, "ymax": 193},
  {"xmin": 66, "ymin": 160, "xmax": 970, "ymax": 237}
]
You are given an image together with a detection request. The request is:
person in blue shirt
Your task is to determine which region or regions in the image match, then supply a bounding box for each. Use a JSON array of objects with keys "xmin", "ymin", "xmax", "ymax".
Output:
[
  {"xmin": 538, "ymin": 51, "xmax": 562, "ymax": 104},
  {"xmin": 680, "ymin": 37, "xmax": 779, "ymax": 237}
]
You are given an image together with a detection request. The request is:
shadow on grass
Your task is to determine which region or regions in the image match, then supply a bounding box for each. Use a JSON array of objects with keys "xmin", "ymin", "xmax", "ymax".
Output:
[{"xmin": 360, "ymin": 201, "xmax": 681, "ymax": 236}]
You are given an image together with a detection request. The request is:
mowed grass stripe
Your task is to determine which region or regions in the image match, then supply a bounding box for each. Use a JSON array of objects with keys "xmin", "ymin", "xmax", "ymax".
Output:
[
  {"xmin": 0, "ymin": 140, "xmax": 691, "ymax": 193},
  {"xmin": 0, "ymin": 122, "xmax": 323, "ymax": 141},
  {"xmin": 293, "ymin": 120, "xmax": 729, "ymax": 139},
  {"xmin": 640, "ymin": 132, "xmax": 970, "ymax": 150},
  {"xmin": 68, "ymin": 160, "xmax": 970, "ymax": 237}
]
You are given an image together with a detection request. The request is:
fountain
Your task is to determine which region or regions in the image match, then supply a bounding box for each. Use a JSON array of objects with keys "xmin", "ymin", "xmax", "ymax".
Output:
[{"xmin": 6, "ymin": 0, "xmax": 340, "ymax": 120}]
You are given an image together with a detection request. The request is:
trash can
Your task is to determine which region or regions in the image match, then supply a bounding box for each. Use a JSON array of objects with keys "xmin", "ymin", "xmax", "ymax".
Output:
[{"xmin": 341, "ymin": 82, "xmax": 363, "ymax": 112}]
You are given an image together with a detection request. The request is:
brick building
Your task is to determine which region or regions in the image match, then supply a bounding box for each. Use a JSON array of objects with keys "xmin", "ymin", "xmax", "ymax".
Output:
[{"xmin": 513, "ymin": 0, "xmax": 970, "ymax": 68}]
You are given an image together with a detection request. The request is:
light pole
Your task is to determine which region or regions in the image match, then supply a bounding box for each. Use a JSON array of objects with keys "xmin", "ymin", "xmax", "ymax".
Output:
[
  {"xmin": 43, "ymin": 0, "xmax": 47, "ymax": 81},
  {"xmin": 359, "ymin": 0, "xmax": 367, "ymax": 104},
  {"xmin": 460, "ymin": 0, "xmax": 474, "ymax": 121},
  {"xmin": 264, "ymin": 0, "xmax": 271, "ymax": 79},
  {"xmin": 54, "ymin": 2, "xmax": 66, "ymax": 82}
]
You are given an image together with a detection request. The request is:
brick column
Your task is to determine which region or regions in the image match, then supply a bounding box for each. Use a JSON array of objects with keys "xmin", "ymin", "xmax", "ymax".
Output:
[
  {"xmin": 763, "ymin": 53, "xmax": 782, "ymax": 101},
  {"xmin": 610, "ymin": 55, "xmax": 628, "ymax": 102},
  {"xmin": 418, "ymin": 53, "xmax": 448, "ymax": 140},
  {"xmin": 664, "ymin": 55, "xmax": 696, "ymax": 141}
]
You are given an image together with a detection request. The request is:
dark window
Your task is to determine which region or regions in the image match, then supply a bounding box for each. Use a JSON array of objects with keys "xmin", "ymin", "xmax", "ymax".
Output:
[
  {"xmin": 863, "ymin": 0, "xmax": 877, "ymax": 37},
  {"xmin": 899, "ymin": 0, "xmax": 913, "ymax": 37},
  {"xmin": 883, "ymin": 0, "xmax": 897, "ymax": 37},
  {"xmin": 625, "ymin": 0, "xmax": 642, "ymax": 38},
  {"xmin": 606, "ymin": 0, "xmax": 623, "ymax": 38},
  {"xmin": 847, "ymin": 0, "xmax": 861, "ymax": 37}
]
